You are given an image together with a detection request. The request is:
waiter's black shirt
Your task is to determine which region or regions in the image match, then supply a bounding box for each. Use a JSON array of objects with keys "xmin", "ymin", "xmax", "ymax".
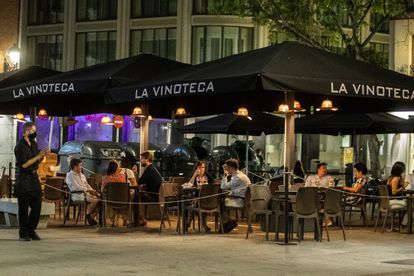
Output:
[
  {"xmin": 15, "ymin": 138, "xmax": 39, "ymax": 173},
  {"xmin": 138, "ymin": 164, "xmax": 163, "ymax": 193}
]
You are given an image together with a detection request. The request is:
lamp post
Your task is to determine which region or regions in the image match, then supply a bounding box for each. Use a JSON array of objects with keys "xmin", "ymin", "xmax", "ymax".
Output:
[{"xmin": 4, "ymin": 44, "xmax": 20, "ymax": 72}]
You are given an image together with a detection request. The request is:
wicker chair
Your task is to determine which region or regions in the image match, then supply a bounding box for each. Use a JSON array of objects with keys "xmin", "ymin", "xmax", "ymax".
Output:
[
  {"xmin": 103, "ymin": 182, "xmax": 132, "ymax": 228},
  {"xmin": 295, "ymin": 187, "xmax": 321, "ymax": 242},
  {"xmin": 44, "ymin": 177, "xmax": 65, "ymax": 219},
  {"xmin": 322, "ymin": 188, "xmax": 346, "ymax": 241},
  {"xmin": 374, "ymin": 185, "xmax": 407, "ymax": 233},
  {"xmin": 187, "ymin": 184, "xmax": 223, "ymax": 233},
  {"xmin": 245, "ymin": 185, "xmax": 273, "ymax": 240},
  {"xmin": 159, "ymin": 182, "xmax": 181, "ymax": 233}
]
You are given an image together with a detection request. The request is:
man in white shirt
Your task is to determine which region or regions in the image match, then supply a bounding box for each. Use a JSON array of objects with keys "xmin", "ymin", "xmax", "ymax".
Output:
[
  {"xmin": 65, "ymin": 158, "xmax": 100, "ymax": 225},
  {"xmin": 220, "ymin": 158, "xmax": 251, "ymax": 232},
  {"xmin": 305, "ymin": 162, "xmax": 335, "ymax": 188}
]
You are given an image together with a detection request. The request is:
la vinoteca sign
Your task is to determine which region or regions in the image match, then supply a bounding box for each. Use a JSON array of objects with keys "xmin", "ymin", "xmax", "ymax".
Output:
[
  {"xmin": 13, "ymin": 82, "xmax": 75, "ymax": 99},
  {"xmin": 135, "ymin": 81, "xmax": 214, "ymax": 99},
  {"xmin": 331, "ymin": 82, "xmax": 414, "ymax": 100}
]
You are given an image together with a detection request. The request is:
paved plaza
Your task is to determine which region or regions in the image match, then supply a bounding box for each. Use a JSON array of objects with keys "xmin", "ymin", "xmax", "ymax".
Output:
[{"xmin": 0, "ymin": 219, "xmax": 413, "ymax": 275}]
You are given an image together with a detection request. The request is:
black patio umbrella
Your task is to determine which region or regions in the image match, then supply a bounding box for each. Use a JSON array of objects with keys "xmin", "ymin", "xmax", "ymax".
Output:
[
  {"xmin": 178, "ymin": 112, "xmax": 285, "ymax": 136},
  {"xmin": 0, "ymin": 54, "xmax": 189, "ymax": 116},
  {"xmin": 0, "ymin": 65, "xmax": 59, "ymax": 88},
  {"xmin": 294, "ymin": 112, "xmax": 414, "ymax": 135},
  {"xmin": 106, "ymin": 41, "xmax": 414, "ymax": 118},
  {"xmin": 106, "ymin": 41, "xmax": 414, "ymax": 244}
]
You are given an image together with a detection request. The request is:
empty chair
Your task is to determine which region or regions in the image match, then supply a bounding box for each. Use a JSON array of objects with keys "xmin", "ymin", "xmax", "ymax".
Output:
[
  {"xmin": 187, "ymin": 184, "xmax": 223, "ymax": 233},
  {"xmin": 245, "ymin": 185, "xmax": 272, "ymax": 240},
  {"xmin": 374, "ymin": 185, "xmax": 407, "ymax": 233},
  {"xmin": 44, "ymin": 177, "xmax": 65, "ymax": 219},
  {"xmin": 322, "ymin": 188, "xmax": 346, "ymax": 241},
  {"xmin": 0, "ymin": 173, "xmax": 10, "ymax": 198},
  {"xmin": 103, "ymin": 182, "xmax": 132, "ymax": 228},
  {"xmin": 159, "ymin": 182, "xmax": 181, "ymax": 233},
  {"xmin": 295, "ymin": 187, "xmax": 320, "ymax": 242}
]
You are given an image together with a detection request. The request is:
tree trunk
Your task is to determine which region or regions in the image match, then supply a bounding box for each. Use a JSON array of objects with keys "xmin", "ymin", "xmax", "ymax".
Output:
[{"xmin": 367, "ymin": 134, "xmax": 382, "ymax": 178}]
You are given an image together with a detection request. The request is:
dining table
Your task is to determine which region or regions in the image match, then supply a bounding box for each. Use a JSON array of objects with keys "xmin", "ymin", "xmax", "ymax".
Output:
[{"xmin": 401, "ymin": 190, "xmax": 414, "ymax": 234}]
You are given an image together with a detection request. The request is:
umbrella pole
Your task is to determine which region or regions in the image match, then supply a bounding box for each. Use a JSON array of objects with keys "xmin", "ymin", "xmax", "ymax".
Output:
[
  {"xmin": 275, "ymin": 92, "xmax": 297, "ymax": 246},
  {"xmin": 245, "ymin": 132, "xmax": 249, "ymax": 177},
  {"xmin": 48, "ymin": 116, "xmax": 54, "ymax": 150}
]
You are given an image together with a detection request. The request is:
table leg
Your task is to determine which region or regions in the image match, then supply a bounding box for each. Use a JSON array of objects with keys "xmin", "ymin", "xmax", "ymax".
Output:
[{"xmin": 408, "ymin": 196, "xmax": 412, "ymax": 234}]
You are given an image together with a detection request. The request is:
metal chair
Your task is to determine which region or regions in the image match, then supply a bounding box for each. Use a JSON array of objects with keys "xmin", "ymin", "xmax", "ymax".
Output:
[
  {"xmin": 295, "ymin": 187, "xmax": 320, "ymax": 242},
  {"xmin": 344, "ymin": 187, "xmax": 367, "ymax": 226},
  {"xmin": 322, "ymin": 188, "xmax": 346, "ymax": 241},
  {"xmin": 159, "ymin": 182, "xmax": 181, "ymax": 233},
  {"xmin": 245, "ymin": 185, "xmax": 272, "ymax": 240},
  {"xmin": 103, "ymin": 182, "xmax": 132, "ymax": 228}
]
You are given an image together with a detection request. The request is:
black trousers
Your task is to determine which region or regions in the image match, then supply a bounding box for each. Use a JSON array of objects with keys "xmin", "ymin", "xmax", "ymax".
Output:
[{"xmin": 17, "ymin": 193, "xmax": 42, "ymax": 237}]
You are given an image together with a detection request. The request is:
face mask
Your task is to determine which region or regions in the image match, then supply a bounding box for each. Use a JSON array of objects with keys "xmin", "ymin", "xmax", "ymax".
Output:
[{"xmin": 28, "ymin": 132, "xmax": 37, "ymax": 140}]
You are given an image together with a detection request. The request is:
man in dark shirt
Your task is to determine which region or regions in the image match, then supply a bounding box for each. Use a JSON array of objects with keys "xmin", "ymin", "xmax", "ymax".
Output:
[
  {"xmin": 138, "ymin": 151, "xmax": 162, "ymax": 202},
  {"xmin": 14, "ymin": 122, "xmax": 47, "ymax": 241}
]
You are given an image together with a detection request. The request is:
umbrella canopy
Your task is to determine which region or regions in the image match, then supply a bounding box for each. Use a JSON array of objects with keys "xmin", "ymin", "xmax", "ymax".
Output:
[
  {"xmin": 178, "ymin": 112, "xmax": 285, "ymax": 136},
  {"xmin": 295, "ymin": 112, "xmax": 413, "ymax": 135},
  {"xmin": 0, "ymin": 55, "xmax": 189, "ymax": 116},
  {"xmin": 106, "ymin": 41, "xmax": 414, "ymax": 118},
  {"xmin": 0, "ymin": 65, "xmax": 59, "ymax": 88}
]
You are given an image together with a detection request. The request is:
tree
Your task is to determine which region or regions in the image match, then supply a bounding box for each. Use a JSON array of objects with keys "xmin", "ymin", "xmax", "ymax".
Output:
[
  {"xmin": 212, "ymin": 0, "xmax": 408, "ymax": 64},
  {"xmin": 212, "ymin": 0, "xmax": 409, "ymax": 177}
]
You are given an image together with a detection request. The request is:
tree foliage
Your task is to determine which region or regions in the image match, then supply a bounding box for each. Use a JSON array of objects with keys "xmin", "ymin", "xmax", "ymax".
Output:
[{"xmin": 211, "ymin": 0, "xmax": 409, "ymax": 63}]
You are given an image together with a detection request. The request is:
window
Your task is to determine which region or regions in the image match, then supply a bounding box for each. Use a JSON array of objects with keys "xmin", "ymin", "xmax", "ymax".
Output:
[
  {"xmin": 77, "ymin": 0, "xmax": 117, "ymax": 21},
  {"xmin": 75, "ymin": 31, "xmax": 117, "ymax": 68},
  {"xmin": 192, "ymin": 26, "xmax": 253, "ymax": 64},
  {"xmin": 28, "ymin": 0, "xmax": 64, "ymax": 25},
  {"xmin": 370, "ymin": 42, "xmax": 389, "ymax": 64},
  {"xmin": 131, "ymin": 0, "xmax": 177, "ymax": 18},
  {"xmin": 193, "ymin": 0, "xmax": 242, "ymax": 15},
  {"xmin": 130, "ymin": 28, "xmax": 177, "ymax": 60},
  {"xmin": 26, "ymin": 34, "xmax": 63, "ymax": 71},
  {"xmin": 370, "ymin": 13, "xmax": 390, "ymax": 34}
]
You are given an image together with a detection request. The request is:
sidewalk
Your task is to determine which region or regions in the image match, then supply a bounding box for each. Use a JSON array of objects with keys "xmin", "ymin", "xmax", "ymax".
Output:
[{"xmin": 0, "ymin": 219, "xmax": 413, "ymax": 275}]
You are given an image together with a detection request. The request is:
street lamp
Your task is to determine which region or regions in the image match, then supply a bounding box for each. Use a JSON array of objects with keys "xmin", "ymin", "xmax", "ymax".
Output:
[{"xmin": 4, "ymin": 44, "xmax": 20, "ymax": 71}]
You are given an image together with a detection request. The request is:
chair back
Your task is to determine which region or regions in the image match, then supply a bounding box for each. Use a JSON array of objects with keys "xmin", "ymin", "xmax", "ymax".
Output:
[
  {"xmin": 89, "ymin": 173, "xmax": 103, "ymax": 189},
  {"xmin": 249, "ymin": 185, "xmax": 272, "ymax": 212},
  {"xmin": 171, "ymin": 176, "xmax": 187, "ymax": 185},
  {"xmin": 269, "ymin": 178, "xmax": 283, "ymax": 196},
  {"xmin": 324, "ymin": 188, "xmax": 343, "ymax": 215},
  {"xmin": 87, "ymin": 177, "xmax": 98, "ymax": 190},
  {"xmin": 377, "ymin": 185, "xmax": 389, "ymax": 210},
  {"xmin": 158, "ymin": 182, "xmax": 181, "ymax": 205},
  {"xmin": 0, "ymin": 174, "xmax": 9, "ymax": 197},
  {"xmin": 198, "ymin": 184, "xmax": 221, "ymax": 210},
  {"xmin": 105, "ymin": 182, "xmax": 130, "ymax": 207},
  {"xmin": 296, "ymin": 187, "xmax": 319, "ymax": 216},
  {"xmin": 44, "ymin": 177, "xmax": 65, "ymax": 200}
]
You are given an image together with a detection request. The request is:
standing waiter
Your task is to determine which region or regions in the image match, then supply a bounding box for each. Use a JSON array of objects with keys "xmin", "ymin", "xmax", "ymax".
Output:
[{"xmin": 14, "ymin": 122, "xmax": 47, "ymax": 241}]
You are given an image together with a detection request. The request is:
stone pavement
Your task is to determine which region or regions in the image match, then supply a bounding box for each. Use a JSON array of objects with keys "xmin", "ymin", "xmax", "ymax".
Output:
[{"xmin": 0, "ymin": 220, "xmax": 413, "ymax": 276}]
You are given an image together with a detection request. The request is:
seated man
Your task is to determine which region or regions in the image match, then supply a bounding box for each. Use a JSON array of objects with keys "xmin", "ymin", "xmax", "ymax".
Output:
[
  {"xmin": 138, "ymin": 151, "xmax": 163, "ymax": 202},
  {"xmin": 65, "ymin": 158, "xmax": 100, "ymax": 226},
  {"xmin": 220, "ymin": 158, "xmax": 251, "ymax": 232},
  {"xmin": 305, "ymin": 162, "xmax": 335, "ymax": 188}
]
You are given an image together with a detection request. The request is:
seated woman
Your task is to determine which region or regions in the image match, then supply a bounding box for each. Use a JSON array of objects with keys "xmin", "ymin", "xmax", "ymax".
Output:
[
  {"xmin": 189, "ymin": 161, "xmax": 214, "ymax": 187},
  {"xmin": 187, "ymin": 161, "xmax": 214, "ymax": 232},
  {"xmin": 101, "ymin": 160, "xmax": 130, "ymax": 227},
  {"xmin": 343, "ymin": 162, "xmax": 368, "ymax": 205},
  {"xmin": 387, "ymin": 161, "xmax": 409, "ymax": 227}
]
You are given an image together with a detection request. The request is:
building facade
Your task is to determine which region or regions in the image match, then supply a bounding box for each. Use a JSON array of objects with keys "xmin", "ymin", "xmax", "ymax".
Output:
[
  {"xmin": 0, "ymin": 0, "xmax": 20, "ymax": 171},
  {"xmin": 10, "ymin": 0, "xmax": 412, "ymax": 175}
]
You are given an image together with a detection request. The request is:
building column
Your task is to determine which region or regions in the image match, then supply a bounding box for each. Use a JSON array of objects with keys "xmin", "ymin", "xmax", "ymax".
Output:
[
  {"xmin": 118, "ymin": 0, "xmax": 130, "ymax": 59},
  {"xmin": 177, "ymin": 0, "xmax": 192, "ymax": 63},
  {"xmin": 63, "ymin": 0, "xmax": 76, "ymax": 71}
]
